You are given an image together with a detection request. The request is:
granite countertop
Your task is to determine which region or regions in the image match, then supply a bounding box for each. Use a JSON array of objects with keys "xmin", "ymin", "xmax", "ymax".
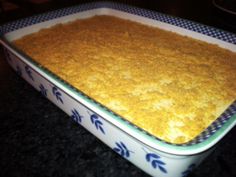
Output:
[{"xmin": 0, "ymin": 1, "xmax": 236, "ymax": 177}]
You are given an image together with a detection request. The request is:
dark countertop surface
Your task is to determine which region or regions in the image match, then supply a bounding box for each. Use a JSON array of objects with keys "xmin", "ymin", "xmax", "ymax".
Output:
[{"xmin": 0, "ymin": 1, "xmax": 236, "ymax": 177}]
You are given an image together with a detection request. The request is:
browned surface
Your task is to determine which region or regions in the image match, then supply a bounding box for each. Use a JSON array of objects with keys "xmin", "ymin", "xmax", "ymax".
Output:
[{"xmin": 13, "ymin": 15, "xmax": 236, "ymax": 143}]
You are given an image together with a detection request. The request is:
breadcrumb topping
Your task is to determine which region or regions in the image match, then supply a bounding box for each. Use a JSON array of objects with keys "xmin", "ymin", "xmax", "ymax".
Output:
[{"xmin": 14, "ymin": 16, "xmax": 236, "ymax": 144}]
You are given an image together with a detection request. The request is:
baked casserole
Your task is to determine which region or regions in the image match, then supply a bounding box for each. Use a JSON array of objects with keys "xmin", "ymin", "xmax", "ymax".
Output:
[{"xmin": 13, "ymin": 15, "xmax": 236, "ymax": 144}]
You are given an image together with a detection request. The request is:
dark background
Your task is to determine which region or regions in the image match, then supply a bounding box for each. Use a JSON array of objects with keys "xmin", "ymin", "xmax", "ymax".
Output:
[{"xmin": 0, "ymin": 1, "xmax": 236, "ymax": 177}]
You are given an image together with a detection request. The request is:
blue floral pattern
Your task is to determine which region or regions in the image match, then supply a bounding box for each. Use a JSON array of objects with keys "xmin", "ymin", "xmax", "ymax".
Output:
[
  {"xmin": 52, "ymin": 86, "xmax": 63, "ymax": 104},
  {"xmin": 89, "ymin": 113, "xmax": 105, "ymax": 134},
  {"xmin": 145, "ymin": 151, "xmax": 167, "ymax": 174},
  {"xmin": 25, "ymin": 65, "xmax": 34, "ymax": 81},
  {"xmin": 39, "ymin": 84, "xmax": 47, "ymax": 97},
  {"xmin": 113, "ymin": 141, "xmax": 133, "ymax": 158},
  {"xmin": 71, "ymin": 108, "xmax": 83, "ymax": 123}
]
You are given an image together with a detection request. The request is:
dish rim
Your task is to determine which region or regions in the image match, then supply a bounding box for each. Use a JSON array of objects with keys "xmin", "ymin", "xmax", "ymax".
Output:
[{"xmin": 0, "ymin": 1, "xmax": 236, "ymax": 155}]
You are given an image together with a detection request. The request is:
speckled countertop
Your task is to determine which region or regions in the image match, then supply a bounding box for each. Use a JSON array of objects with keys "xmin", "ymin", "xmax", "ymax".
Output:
[{"xmin": 0, "ymin": 1, "xmax": 236, "ymax": 177}]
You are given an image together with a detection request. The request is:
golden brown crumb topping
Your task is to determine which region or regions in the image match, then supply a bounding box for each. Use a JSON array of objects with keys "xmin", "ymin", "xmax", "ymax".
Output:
[{"xmin": 14, "ymin": 15, "xmax": 236, "ymax": 143}]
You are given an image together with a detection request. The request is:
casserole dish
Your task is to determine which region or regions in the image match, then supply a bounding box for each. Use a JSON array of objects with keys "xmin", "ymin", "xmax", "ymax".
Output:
[{"xmin": 0, "ymin": 1, "xmax": 235, "ymax": 177}]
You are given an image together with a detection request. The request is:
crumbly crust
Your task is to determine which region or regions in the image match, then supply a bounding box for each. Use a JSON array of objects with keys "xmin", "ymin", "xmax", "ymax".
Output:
[{"xmin": 14, "ymin": 15, "xmax": 236, "ymax": 143}]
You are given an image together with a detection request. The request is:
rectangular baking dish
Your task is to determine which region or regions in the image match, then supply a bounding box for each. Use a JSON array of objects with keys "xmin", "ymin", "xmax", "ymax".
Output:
[{"xmin": 0, "ymin": 2, "xmax": 236, "ymax": 177}]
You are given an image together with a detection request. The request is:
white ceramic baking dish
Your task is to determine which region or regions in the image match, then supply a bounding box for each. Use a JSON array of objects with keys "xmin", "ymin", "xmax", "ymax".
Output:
[{"xmin": 0, "ymin": 2, "xmax": 236, "ymax": 177}]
